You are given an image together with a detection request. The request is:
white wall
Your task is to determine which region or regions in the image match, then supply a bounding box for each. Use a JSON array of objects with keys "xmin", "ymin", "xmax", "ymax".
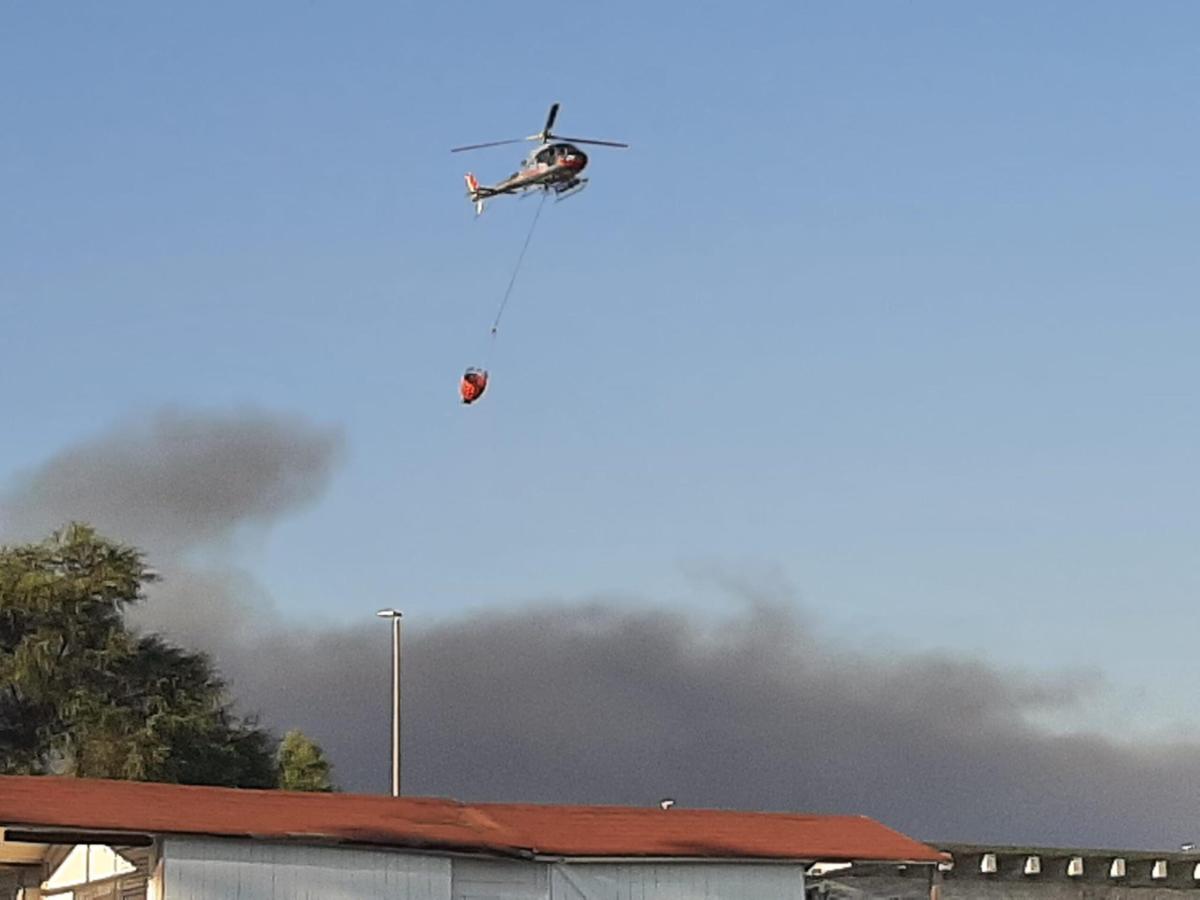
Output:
[
  {"xmin": 161, "ymin": 838, "xmax": 450, "ymax": 900},
  {"xmin": 162, "ymin": 839, "xmax": 806, "ymax": 900}
]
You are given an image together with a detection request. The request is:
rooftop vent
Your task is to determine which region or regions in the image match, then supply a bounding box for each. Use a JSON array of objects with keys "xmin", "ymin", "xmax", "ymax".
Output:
[
  {"xmin": 980, "ymin": 853, "xmax": 997, "ymax": 874},
  {"xmin": 1024, "ymin": 856, "xmax": 1041, "ymax": 876},
  {"xmin": 1110, "ymin": 858, "xmax": 1127, "ymax": 879},
  {"xmin": 1067, "ymin": 857, "xmax": 1084, "ymax": 877},
  {"xmin": 1152, "ymin": 860, "xmax": 1168, "ymax": 880}
]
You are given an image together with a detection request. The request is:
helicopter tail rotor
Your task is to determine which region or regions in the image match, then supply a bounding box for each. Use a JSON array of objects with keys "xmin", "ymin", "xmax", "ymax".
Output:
[{"xmin": 464, "ymin": 173, "xmax": 487, "ymax": 216}]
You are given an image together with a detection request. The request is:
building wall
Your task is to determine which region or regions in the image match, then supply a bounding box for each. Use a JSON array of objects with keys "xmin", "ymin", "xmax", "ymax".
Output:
[
  {"xmin": 162, "ymin": 840, "xmax": 807, "ymax": 900},
  {"xmin": 807, "ymin": 866, "xmax": 934, "ymax": 899},
  {"xmin": 814, "ymin": 876, "xmax": 1200, "ymax": 899},
  {"xmin": 942, "ymin": 887, "xmax": 1199, "ymax": 900},
  {"xmin": 161, "ymin": 838, "xmax": 451, "ymax": 900},
  {"xmin": 549, "ymin": 862, "xmax": 806, "ymax": 900},
  {"xmin": 934, "ymin": 848, "xmax": 1200, "ymax": 899},
  {"xmin": 809, "ymin": 852, "xmax": 1200, "ymax": 899},
  {"xmin": 453, "ymin": 859, "xmax": 806, "ymax": 900},
  {"xmin": 452, "ymin": 859, "xmax": 549, "ymax": 899}
]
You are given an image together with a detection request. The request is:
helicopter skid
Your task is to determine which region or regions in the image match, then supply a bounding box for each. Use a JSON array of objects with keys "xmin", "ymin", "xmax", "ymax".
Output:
[{"xmin": 553, "ymin": 178, "xmax": 588, "ymax": 202}]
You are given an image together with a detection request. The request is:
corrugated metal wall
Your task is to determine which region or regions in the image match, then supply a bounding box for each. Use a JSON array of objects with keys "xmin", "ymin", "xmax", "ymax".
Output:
[
  {"xmin": 452, "ymin": 858, "xmax": 805, "ymax": 900},
  {"xmin": 452, "ymin": 859, "xmax": 550, "ymax": 898},
  {"xmin": 551, "ymin": 863, "xmax": 806, "ymax": 900},
  {"xmin": 161, "ymin": 838, "xmax": 451, "ymax": 900},
  {"xmin": 163, "ymin": 839, "xmax": 806, "ymax": 900}
]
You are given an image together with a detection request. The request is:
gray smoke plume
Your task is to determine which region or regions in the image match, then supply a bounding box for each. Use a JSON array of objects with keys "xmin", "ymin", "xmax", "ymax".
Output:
[
  {"xmin": 1, "ymin": 408, "xmax": 343, "ymax": 555},
  {"xmin": 4, "ymin": 408, "xmax": 1200, "ymax": 851},
  {"xmin": 235, "ymin": 601, "xmax": 1200, "ymax": 851},
  {"xmin": 0, "ymin": 407, "xmax": 343, "ymax": 644}
]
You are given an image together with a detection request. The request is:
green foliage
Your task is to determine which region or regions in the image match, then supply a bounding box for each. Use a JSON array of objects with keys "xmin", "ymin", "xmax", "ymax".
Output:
[
  {"xmin": 276, "ymin": 729, "xmax": 334, "ymax": 792},
  {"xmin": 0, "ymin": 524, "xmax": 284, "ymax": 787}
]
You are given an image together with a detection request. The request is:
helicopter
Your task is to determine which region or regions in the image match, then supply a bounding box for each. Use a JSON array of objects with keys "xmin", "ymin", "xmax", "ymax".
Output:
[{"xmin": 451, "ymin": 103, "xmax": 628, "ymax": 216}]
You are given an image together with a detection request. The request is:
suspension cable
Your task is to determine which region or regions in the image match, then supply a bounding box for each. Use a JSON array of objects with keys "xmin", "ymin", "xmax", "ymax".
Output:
[{"xmin": 490, "ymin": 191, "xmax": 549, "ymax": 337}]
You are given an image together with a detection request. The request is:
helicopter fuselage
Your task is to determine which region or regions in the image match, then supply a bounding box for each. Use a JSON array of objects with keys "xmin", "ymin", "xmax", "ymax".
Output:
[
  {"xmin": 453, "ymin": 103, "xmax": 627, "ymax": 215},
  {"xmin": 478, "ymin": 143, "xmax": 589, "ymax": 197}
]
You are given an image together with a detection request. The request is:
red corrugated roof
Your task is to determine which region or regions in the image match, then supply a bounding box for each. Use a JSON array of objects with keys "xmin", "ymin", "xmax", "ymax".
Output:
[{"xmin": 0, "ymin": 776, "xmax": 943, "ymax": 863}]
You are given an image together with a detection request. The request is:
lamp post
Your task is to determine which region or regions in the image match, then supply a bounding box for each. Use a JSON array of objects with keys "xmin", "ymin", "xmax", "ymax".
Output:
[{"xmin": 375, "ymin": 609, "xmax": 403, "ymax": 797}]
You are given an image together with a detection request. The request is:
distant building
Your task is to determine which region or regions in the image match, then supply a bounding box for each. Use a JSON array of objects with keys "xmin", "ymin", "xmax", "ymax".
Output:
[
  {"xmin": 0, "ymin": 776, "xmax": 943, "ymax": 899},
  {"xmin": 807, "ymin": 843, "xmax": 1200, "ymax": 898}
]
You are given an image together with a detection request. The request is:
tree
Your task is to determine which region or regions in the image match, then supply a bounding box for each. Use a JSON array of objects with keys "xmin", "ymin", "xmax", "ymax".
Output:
[
  {"xmin": 0, "ymin": 524, "xmax": 307, "ymax": 788},
  {"xmin": 276, "ymin": 729, "xmax": 334, "ymax": 792}
]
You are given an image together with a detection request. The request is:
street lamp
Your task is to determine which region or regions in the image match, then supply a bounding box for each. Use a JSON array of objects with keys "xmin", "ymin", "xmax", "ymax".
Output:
[{"xmin": 375, "ymin": 609, "xmax": 403, "ymax": 797}]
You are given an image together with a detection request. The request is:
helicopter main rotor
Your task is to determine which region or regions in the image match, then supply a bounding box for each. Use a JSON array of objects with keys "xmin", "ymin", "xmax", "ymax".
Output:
[{"xmin": 450, "ymin": 102, "xmax": 629, "ymax": 153}]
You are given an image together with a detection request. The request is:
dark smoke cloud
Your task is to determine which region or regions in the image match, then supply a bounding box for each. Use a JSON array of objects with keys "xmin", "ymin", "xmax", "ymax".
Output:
[
  {"xmin": 1, "ymin": 407, "xmax": 343, "ymax": 554},
  {"xmin": 234, "ymin": 601, "xmax": 1200, "ymax": 851},
  {"xmin": 0, "ymin": 407, "xmax": 343, "ymax": 643},
  {"xmin": 4, "ymin": 408, "xmax": 1200, "ymax": 850}
]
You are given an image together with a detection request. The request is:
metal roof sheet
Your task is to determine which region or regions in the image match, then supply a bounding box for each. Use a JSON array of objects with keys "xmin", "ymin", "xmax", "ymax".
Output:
[{"xmin": 0, "ymin": 776, "xmax": 943, "ymax": 863}]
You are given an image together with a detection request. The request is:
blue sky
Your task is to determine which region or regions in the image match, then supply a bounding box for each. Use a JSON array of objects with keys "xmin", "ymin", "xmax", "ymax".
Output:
[{"xmin": 4, "ymin": 3, "xmax": 1200, "ymax": 733}]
